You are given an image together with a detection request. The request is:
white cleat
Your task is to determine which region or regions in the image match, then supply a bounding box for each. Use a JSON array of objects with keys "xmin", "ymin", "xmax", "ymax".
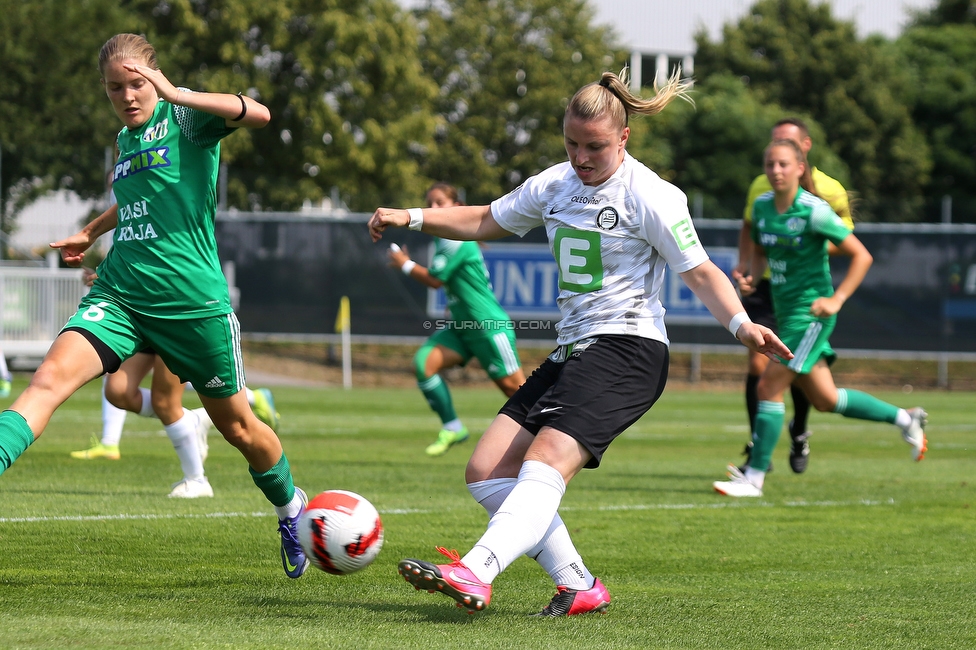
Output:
[
  {"xmin": 713, "ymin": 465, "xmax": 763, "ymax": 497},
  {"xmin": 191, "ymin": 407, "xmax": 212, "ymax": 464},
  {"xmin": 168, "ymin": 477, "xmax": 214, "ymax": 498},
  {"xmin": 901, "ymin": 407, "xmax": 928, "ymax": 461}
]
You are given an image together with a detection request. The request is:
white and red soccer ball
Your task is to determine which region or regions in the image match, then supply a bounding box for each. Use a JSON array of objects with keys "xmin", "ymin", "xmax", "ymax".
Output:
[{"xmin": 298, "ymin": 490, "xmax": 384, "ymax": 575}]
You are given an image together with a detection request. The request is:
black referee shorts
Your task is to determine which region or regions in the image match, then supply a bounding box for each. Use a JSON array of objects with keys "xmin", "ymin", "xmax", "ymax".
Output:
[
  {"xmin": 499, "ymin": 334, "xmax": 669, "ymax": 469},
  {"xmin": 740, "ymin": 278, "xmax": 777, "ymax": 331}
]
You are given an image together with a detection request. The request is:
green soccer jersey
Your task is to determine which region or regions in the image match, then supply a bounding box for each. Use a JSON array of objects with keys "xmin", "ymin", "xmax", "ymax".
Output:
[
  {"xmin": 93, "ymin": 97, "xmax": 236, "ymax": 318},
  {"xmin": 428, "ymin": 240, "xmax": 511, "ymax": 329},
  {"xmin": 751, "ymin": 188, "xmax": 852, "ymax": 325}
]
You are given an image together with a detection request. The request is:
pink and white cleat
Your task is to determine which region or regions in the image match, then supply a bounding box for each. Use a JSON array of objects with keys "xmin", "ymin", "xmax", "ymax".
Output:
[
  {"xmin": 534, "ymin": 577, "xmax": 611, "ymax": 616},
  {"xmin": 398, "ymin": 546, "xmax": 492, "ymax": 613}
]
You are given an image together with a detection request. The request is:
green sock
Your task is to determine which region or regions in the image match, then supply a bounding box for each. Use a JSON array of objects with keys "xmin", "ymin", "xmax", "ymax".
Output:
[
  {"xmin": 0, "ymin": 410, "xmax": 35, "ymax": 475},
  {"xmin": 249, "ymin": 453, "xmax": 296, "ymax": 507},
  {"xmin": 418, "ymin": 374, "xmax": 457, "ymax": 424},
  {"xmin": 834, "ymin": 388, "xmax": 899, "ymax": 423},
  {"xmin": 749, "ymin": 401, "xmax": 786, "ymax": 471}
]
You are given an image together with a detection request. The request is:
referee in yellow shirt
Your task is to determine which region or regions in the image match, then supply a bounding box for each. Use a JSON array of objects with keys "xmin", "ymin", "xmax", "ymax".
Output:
[{"xmin": 733, "ymin": 117, "xmax": 854, "ymax": 474}]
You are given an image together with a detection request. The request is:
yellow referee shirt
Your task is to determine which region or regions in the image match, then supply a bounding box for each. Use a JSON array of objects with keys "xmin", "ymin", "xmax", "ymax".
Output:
[{"xmin": 743, "ymin": 168, "xmax": 853, "ymax": 229}]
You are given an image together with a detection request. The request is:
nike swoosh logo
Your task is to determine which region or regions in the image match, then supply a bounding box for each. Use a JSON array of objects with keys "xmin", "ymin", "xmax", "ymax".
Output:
[
  {"xmin": 540, "ymin": 406, "xmax": 562, "ymax": 413},
  {"xmin": 448, "ymin": 570, "xmax": 486, "ymax": 587},
  {"xmin": 549, "ymin": 206, "xmax": 564, "ymax": 214},
  {"xmin": 283, "ymin": 551, "xmax": 300, "ymax": 573}
]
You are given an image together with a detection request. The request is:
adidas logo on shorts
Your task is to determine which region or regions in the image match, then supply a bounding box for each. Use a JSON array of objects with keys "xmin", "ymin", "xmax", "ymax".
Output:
[{"xmin": 204, "ymin": 376, "xmax": 226, "ymax": 389}]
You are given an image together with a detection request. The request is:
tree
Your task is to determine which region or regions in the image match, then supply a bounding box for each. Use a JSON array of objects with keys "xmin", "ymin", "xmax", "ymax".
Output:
[
  {"xmin": 627, "ymin": 73, "xmax": 849, "ymax": 221},
  {"xmin": 694, "ymin": 0, "xmax": 931, "ymax": 221},
  {"xmin": 896, "ymin": 24, "xmax": 976, "ymax": 221},
  {"xmin": 0, "ymin": 0, "xmax": 133, "ymax": 234},
  {"xmin": 910, "ymin": 0, "xmax": 976, "ymax": 26},
  {"xmin": 133, "ymin": 0, "xmax": 441, "ymax": 211},
  {"xmin": 412, "ymin": 0, "xmax": 626, "ymax": 204}
]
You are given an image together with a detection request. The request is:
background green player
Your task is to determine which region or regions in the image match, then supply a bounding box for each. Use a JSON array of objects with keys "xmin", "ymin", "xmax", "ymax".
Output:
[
  {"xmin": 388, "ymin": 182, "xmax": 525, "ymax": 456},
  {"xmin": 714, "ymin": 139, "xmax": 927, "ymax": 498},
  {"xmin": 734, "ymin": 117, "xmax": 854, "ymax": 474},
  {"xmin": 0, "ymin": 34, "xmax": 310, "ymax": 578}
]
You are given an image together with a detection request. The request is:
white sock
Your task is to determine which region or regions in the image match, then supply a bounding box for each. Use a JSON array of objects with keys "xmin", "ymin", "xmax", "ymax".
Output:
[
  {"xmin": 894, "ymin": 409, "xmax": 912, "ymax": 429},
  {"xmin": 0, "ymin": 351, "xmax": 10, "ymax": 382},
  {"xmin": 163, "ymin": 409, "xmax": 205, "ymax": 481},
  {"xmin": 443, "ymin": 418, "xmax": 464, "ymax": 433},
  {"xmin": 245, "ymin": 387, "xmax": 256, "ymax": 406},
  {"xmin": 273, "ymin": 491, "xmax": 305, "ymax": 520},
  {"xmin": 101, "ymin": 382, "xmax": 127, "ymax": 447},
  {"xmin": 467, "ymin": 477, "xmax": 592, "ymax": 589},
  {"xmin": 462, "ymin": 460, "xmax": 566, "ymax": 584},
  {"xmin": 528, "ymin": 518, "xmax": 593, "ymax": 590},
  {"xmin": 137, "ymin": 387, "xmax": 156, "ymax": 418},
  {"xmin": 744, "ymin": 466, "xmax": 766, "ymax": 488}
]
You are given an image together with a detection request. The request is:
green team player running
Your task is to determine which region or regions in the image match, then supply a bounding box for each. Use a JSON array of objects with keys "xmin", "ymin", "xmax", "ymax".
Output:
[
  {"xmin": 388, "ymin": 182, "xmax": 525, "ymax": 456},
  {"xmin": 735, "ymin": 117, "xmax": 854, "ymax": 474},
  {"xmin": 714, "ymin": 139, "xmax": 928, "ymax": 498},
  {"xmin": 0, "ymin": 34, "xmax": 311, "ymax": 578}
]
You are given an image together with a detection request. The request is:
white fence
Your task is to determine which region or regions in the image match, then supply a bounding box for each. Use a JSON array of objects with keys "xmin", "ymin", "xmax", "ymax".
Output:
[{"xmin": 0, "ymin": 263, "xmax": 85, "ymax": 362}]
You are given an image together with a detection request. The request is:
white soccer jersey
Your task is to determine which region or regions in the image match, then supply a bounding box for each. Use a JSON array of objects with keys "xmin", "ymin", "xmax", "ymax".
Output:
[{"xmin": 491, "ymin": 152, "xmax": 709, "ymax": 346}]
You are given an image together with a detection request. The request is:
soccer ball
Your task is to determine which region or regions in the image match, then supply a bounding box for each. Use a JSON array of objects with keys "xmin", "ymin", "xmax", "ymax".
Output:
[{"xmin": 298, "ymin": 490, "xmax": 384, "ymax": 575}]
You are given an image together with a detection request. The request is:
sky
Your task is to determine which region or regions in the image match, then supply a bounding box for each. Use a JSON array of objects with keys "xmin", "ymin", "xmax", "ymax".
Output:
[{"xmin": 590, "ymin": 0, "xmax": 938, "ymax": 55}]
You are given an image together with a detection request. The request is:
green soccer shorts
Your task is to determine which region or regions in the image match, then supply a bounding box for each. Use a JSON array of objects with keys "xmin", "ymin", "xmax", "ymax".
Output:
[
  {"xmin": 428, "ymin": 325, "xmax": 521, "ymax": 380},
  {"xmin": 778, "ymin": 315, "xmax": 837, "ymax": 375},
  {"xmin": 62, "ymin": 294, "xmax": 245, "ymax": 398}
]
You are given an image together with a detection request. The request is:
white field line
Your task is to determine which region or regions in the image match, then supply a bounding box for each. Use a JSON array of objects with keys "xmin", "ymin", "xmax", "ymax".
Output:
[{"xmin": 0, "ymin": 499, "xmax": 894, "ymax": 524}]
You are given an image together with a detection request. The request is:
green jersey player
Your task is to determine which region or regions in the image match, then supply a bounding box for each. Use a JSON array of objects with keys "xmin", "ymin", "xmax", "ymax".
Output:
[
  {"xmin": 0, "ymin": 34, "xmax": 311, "ymax": 578},
  {"xmin": 388, "ymin": 183, "xmax": 524, "ymax": 457},
  {"xmin": 714, "ymin": 139, "xmax": 928, "ymax": 498}
]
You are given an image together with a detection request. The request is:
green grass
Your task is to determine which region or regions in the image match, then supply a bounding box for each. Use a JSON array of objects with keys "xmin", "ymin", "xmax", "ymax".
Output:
[{"xmin": 1, "ymin": 378, "xmax": 974, "ymax": 649}]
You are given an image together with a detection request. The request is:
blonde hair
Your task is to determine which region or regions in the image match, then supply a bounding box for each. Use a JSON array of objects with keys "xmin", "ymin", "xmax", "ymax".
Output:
[
  {"xmin": 98, "ymin": 34, "xmax": 158, "ymax": 75},
  {"xmin": 566, "ymin": 68, "xmax": 693, "ymax": 130}
]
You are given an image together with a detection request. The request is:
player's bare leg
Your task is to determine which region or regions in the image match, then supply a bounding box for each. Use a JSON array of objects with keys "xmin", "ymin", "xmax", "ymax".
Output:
[{"xmin": 200, "ymin": 390, "xmax": 309, "ymax": 577}]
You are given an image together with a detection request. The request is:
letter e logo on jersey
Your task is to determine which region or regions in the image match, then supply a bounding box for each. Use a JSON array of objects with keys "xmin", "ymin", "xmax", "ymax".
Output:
[
  {"xmin": 671, "ymin": 218, "xmax": 697, "ymax": 251},
  {"xmin": 553, "ymin": 228, "xmax": 603, "ymax": 293},
  {"xmin": 596, "ymin": 206, "xmax": 618, "ymax": 230}
]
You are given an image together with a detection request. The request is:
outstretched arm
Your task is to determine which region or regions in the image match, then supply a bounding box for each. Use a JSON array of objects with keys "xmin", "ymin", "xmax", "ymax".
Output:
[
  {"xmin": 679, "ymin": 260, "xmax": 793, "ymax": 362},
  {"xmin": 122, "ymin": 63, "xmax": 271, "ymax": 129},
  {"xmin": 368, "ymin": 205, "xmax": 512, "ymax": 243},
  {"xmin": 50, "ymin": 204, "xmax": 119, "ymax": 267}
]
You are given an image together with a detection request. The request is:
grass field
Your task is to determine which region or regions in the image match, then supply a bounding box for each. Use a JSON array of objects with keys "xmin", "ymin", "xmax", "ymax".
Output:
[{"xmin": 0, "ymin": 377, "xmax": 973, "ymax": 649}]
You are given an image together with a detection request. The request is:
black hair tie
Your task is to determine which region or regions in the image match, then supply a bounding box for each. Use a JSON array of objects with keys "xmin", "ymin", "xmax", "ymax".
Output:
[{"xmin": 231, "ymin": 92, "xmax": 247, "ymax": 122}]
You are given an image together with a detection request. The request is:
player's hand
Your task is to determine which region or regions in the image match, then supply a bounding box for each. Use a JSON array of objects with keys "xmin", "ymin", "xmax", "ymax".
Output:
[
  {"xmin": 368, "ymin": 208, "xmax": 410, "ymax": 243},
  {"xmin": 122, "ymin": 63, "xmax": 179, "ymax": 104},
  {"xmin": 810, "ymin": 296, "xmax": 842, "ymax": 318},
  {"xmin": 50, "ymin": 232, "xmax": 95, "ymax": 267},
  {"xmin": 736, "ymin": 322, "xmax": 793, "ymax": 363},
  {"xmin": 81, "ymin": 267, "xmax": 99, "ymax": 287},
  {"xmin": 731, "ymin": 268, "xmax": 755, "ymax": 296},
  {"xmin": 387, "ymin": 245, "xmax": 410, "ymax": 268}
]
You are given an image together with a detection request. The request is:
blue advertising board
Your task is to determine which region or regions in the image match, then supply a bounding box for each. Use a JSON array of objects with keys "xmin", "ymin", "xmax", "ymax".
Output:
[{"xmin": 427, "ymin": 243, "xmax": 739, "ymax": 326}]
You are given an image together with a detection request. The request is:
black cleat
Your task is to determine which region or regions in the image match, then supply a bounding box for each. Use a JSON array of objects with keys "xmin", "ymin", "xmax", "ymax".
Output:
[{"xmin": 788, "ymin": 419, "xmax": 812, "ymax": 474}]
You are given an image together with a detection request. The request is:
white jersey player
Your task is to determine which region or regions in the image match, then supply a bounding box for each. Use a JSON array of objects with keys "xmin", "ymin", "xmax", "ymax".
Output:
[
  {"xmin": 492, "ymin": 151, "xmax": 707, "ymax": 346},
  {"xmin": 369, "ymin": 69, "xmax": 791, "ymax": 618}
]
